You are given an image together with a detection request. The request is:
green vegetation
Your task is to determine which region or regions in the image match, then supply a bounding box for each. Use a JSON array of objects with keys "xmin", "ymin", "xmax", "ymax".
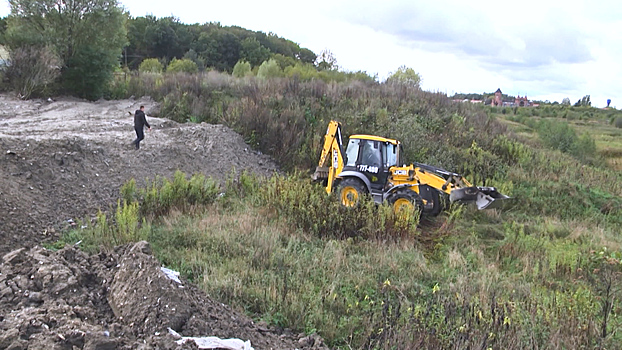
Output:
[
  {"xmin": 46, "ymin": 73, "xmax": 622, "ymax": 349},
  {"xmin": 3, "ymin": 4, "xmax": 622, "ymax": 348},
  {"xmin": 0, "ymin": 10, "xmax": 380, "ymax": 98},
  {"xmin": 4, "ymin": 0, "xmax": 126, "ymax": 100},
  {"xmin": 166, "ymin": 58, "xmax": 199, "ymax": 73},
  {"xmin": 2, "ymin": 45, "xmax": 60, "ymax": 99},
  {"xmin": 138, "ymin": 58, "xmax": 164, "ymax": 74},
  {"xmin": 57, "ymin": 167, "xmax": 622, "ymax": 349},
  {"xmin": 256, "ymin": 58, "xmax": 283, "ymax": 79},
  {"xmin": 498, "ymin": 104, "xmax": 622, "ymax": 171},
  {"xmin": 0, "ymin": 17, "xmax": 7, "ymax": 44},
  {"xmin": 124, "ymin": 17, "xmax": 316, "ymax": 72},
  {"xmin": 386, "ymin": 65, "xmax": 422, "ymax": 88},
  {"xmin": 232, "ymin": 60, "xmax": 252, "ymax": 78}
]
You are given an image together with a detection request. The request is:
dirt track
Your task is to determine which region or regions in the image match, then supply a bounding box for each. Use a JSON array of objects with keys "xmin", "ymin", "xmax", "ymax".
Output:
[
  {"xmin": 0, "ymin": 94, "xmax": 277, "ymax": 254},
  {"xmin": 0, "ymin": 94, "xmax": 328, "ymax": 349}
]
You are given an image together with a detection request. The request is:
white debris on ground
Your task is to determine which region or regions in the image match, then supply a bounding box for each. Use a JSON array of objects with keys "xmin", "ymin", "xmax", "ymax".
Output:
[
  {"xmin": 161, "ymin": 266, "xmax": 182, "ymax": 284},
  {"xmin": 169, "ymin": 328, "xmax": 254, "ymax": 350}
]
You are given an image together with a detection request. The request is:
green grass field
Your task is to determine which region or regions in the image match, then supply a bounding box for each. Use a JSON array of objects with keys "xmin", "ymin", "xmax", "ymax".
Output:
[{"xmin": 52, "ymin": 75, "xmax": 622, "ymax": 349}]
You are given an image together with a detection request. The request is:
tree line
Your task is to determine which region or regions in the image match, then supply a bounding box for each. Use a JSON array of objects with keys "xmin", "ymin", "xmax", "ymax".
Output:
[
  {"xmin": 123, "ymin": 16, "xmax": 317, "ymax": 71},
  {"xmin": 1, "ymin": 0, "xmax": 400, "ymax": 100}
]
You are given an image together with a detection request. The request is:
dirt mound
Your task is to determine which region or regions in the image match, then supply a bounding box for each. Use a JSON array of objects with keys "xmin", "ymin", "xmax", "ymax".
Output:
[
  {"xmin": 0, "ymin": 95, "xmax": 330, "ymax": 349},
  {"xmin": 0, "ymin": 241, "xmax": 328, "ymax": 349},
  {"xmin": 0, "ymin": 94, "xmax": 278, "ymax": 254}
]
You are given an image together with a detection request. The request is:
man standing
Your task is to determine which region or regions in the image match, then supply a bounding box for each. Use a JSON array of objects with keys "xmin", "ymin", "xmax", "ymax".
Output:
[{"xmin": 132, "ymin": 105, "xmax": 151, "ymax": 150}]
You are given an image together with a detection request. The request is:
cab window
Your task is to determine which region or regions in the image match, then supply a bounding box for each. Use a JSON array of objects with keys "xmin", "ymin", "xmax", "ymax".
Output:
[
  {"xmin": 384, "ymin": 143, "xmax": 397, "ymax": 167},
  {"xmin": 360, "ymin": 140, "xmax": 381, "ymax": 166},
  {"xmin": 345, "ymin": 139, "xmax": 360, "ymax": 166}
]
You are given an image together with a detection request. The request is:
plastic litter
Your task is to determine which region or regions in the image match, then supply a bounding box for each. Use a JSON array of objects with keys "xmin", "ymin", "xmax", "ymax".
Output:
[
  {"xmin": 160, "ymin": 267, "xmax": 182, "ymax": 284},
  {"xmin": 168, "ymin": 328, "xmax": 253, "ymax": 350}
]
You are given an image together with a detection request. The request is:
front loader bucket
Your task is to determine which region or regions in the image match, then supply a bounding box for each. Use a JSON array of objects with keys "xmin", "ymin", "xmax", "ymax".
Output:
[{"xmin": 450, "ymin": 186, "xmax": 511, "ymax": 210}]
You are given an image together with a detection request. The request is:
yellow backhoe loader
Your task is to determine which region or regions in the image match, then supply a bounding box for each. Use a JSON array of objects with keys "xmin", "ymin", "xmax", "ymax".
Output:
[{"xmin": 312, "ymin": 121, "xmax": 509, "ymax": 216}]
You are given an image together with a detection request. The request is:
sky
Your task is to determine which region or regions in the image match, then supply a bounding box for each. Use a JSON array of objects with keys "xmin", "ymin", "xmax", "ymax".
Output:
[{"xmin": 1, "ymin": 0, "xmax": 620, "ymax": 107}]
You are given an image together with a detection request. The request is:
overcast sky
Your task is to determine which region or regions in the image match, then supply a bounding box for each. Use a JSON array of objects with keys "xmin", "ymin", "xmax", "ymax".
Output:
[{"xmin": 2, "ymin": 0, "xmax": 620, "ymax": 107}]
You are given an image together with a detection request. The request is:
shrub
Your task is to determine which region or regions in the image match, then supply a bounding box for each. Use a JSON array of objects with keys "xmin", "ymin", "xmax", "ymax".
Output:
[
  {"xmin": 139, "ymin": 58, "xmax": 163, "ymax": 74},
  {"xmin": 232, "ymin": 59, "xmax": 251, "ymax": 78},
  {"xmin": 258, "ymin": 174, "xmax": 419, "ymax": 240},
  {"xmin": 537, "ymin": 119, "xmax": 577, "ymax": 153},
  {"xmin": 63, "ymin": 45, "xmax": 119, "ymax": 100},
  {"xmin": 167, "ymin": 58, "xmax": 198, "ymax": 74},
  {"xmin": 256, "ymin": 58, "xmax": 282, "ymax": 79},
  {"xmin": 137, "ymin": 170, "xmax": 220, "ymax": 217},
  {"xmin": 385, "ymin": 65, "xmax": 421, "ymax": 88},
  {"xmin": 615, "ymin": 117, "xmax": 622, "ymax": 128},
  {"xmin": 5, "ymin": 45, "xmax": 60, "ymax": 99},
  {"xmin": 104, "ymin": 69, "xmax": 130, "ymax": 99},
  {"xmin": 284, "ymin": 63, "xmax": 318, "ymax": 81}
]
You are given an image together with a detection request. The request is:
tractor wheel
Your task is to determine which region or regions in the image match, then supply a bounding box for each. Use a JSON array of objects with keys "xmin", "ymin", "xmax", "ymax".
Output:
[
  {"xmin": 387, "ymin": 188, "xmax": 424, "ymax": 220},
  {"xmin": 337, "ymin": 178, "xmax": 367, "ymax": 207},
  {"xmin": 419, "ymin": 185, "xmax": 447, "ymax": 217}
]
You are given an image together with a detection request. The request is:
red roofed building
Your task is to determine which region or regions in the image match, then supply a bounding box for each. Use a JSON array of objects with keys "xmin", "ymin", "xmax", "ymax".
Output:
[
  {"xmin": 493, "ymin": 88, "xmax": 503, "ymax": 106},
  {"xmin": 515, "ymin": 95, "xmax": 530, "ymax": 107}
]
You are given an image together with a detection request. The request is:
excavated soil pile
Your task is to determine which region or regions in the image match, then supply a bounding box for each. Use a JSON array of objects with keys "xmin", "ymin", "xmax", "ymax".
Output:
[
  {"xmin": 0, "ymin": 94, "xmax": 277, "ymax": 254},
  {"xmin": 0, "ymin": 94, "xmax": 330, "ymax": 349},
  {"xmin": 0, "ymin": 241, "xmax": 328, "ymax": 349}
]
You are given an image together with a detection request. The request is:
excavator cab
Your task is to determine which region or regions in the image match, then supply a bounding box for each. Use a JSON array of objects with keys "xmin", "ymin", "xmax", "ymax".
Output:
[{"xmin": 343, "ymin": 137, "xmax": 396, "ymax": 192}]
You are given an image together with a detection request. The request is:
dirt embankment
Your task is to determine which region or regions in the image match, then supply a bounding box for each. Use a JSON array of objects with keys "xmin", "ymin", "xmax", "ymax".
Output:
[
  {"xmin": 0, "ymin": 94, "xmax": 329, "ymax": 349},
  {"xmin": 0, "ymin": 94, "xmax": 277, "ymax": 254},
  {"xmin": 0, "ymin": 241, "xmax": 328, "ymax": 349}
]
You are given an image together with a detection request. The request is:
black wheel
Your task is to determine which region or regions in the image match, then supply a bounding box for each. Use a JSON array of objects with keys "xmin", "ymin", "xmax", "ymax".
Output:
[
  {"xmin": 387, "ymin": 188, "xmax": 424, "ymax": 220},
  {"xmin": 337, "ymin": 178, "xmax": 367, "ymax": 207},
  {"xmin": 419, "ymin": 185, "xmax": 447, "ymax": 217}
]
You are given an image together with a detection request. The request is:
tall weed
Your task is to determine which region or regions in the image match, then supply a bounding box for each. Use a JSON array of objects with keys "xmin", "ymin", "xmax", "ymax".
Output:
[{"xmin": 258, "ymin": 174, "xmax": 419, "ymax": 240}]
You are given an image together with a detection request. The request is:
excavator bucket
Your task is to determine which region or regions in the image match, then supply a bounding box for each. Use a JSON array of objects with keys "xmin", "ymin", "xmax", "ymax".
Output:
[{"xmin": 449, "ymin": 186, "xmax": 511, "ymax": 210}]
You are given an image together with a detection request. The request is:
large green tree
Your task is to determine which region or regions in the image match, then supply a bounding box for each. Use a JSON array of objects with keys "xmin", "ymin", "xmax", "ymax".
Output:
[
  {"xmin": 240, "ymin": 37, "xmax": 270, "ymax": 67},
  {"xmin": 298, "ymin": 48, "xmax": 316, "ymax": 64},
  {"xmin": 197, "ymin": 28, "xmax": 241, "ymax": 72},
  {"xmin": 6, "ymin": 0, "xmax": 127, "ymax": 99}
]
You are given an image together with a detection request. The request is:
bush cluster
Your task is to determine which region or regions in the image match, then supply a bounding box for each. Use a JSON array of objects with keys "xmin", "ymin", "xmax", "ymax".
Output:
[
  {"xmin": 536, "ymin": 119, "xmax": 597, "ymax": 161},
  {"xmin": 121, "ymin": 170, "xmax": 220, "ymax": 218},
  {"xmin": 258, "ymin": 174, "xmax": 418, "ymax": 240}
]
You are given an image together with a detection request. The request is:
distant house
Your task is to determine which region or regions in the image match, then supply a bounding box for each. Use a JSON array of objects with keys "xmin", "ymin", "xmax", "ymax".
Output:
[
  {"xmin": 492, "ymin": 88, "xmax": 533, "ymax": 107},
  {"xmin": 493, "ymin": 88, "xmax": 503, "ymax": 106},
  {"xmin": 515, "ymin": 95, "xmax": 531, "ymax": 107}
]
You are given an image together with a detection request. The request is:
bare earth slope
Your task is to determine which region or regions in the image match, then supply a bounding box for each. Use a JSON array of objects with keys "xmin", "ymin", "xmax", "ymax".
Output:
[
  {"xmin": 0, "ymin": 94, "xmax": 329, "ymax": 349},
  {"xmin": 0, "ymin": 241, "xmax": 327, "ymax": 349},
  {"xmin": 0, "ymin": 94, "xmax": 276, "ymax": 254}
]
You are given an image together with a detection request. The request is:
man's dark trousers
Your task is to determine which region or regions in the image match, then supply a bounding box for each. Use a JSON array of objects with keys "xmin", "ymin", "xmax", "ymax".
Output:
[{"xmin": 133, "ymin": 127, "xmax": 145, "ymax": 149}]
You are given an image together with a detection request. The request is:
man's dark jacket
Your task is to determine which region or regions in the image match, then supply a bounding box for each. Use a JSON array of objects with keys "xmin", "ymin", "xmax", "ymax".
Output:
[{"xmin": 134, "ymin": 110, "xmax": 150, "ymax": 129}]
